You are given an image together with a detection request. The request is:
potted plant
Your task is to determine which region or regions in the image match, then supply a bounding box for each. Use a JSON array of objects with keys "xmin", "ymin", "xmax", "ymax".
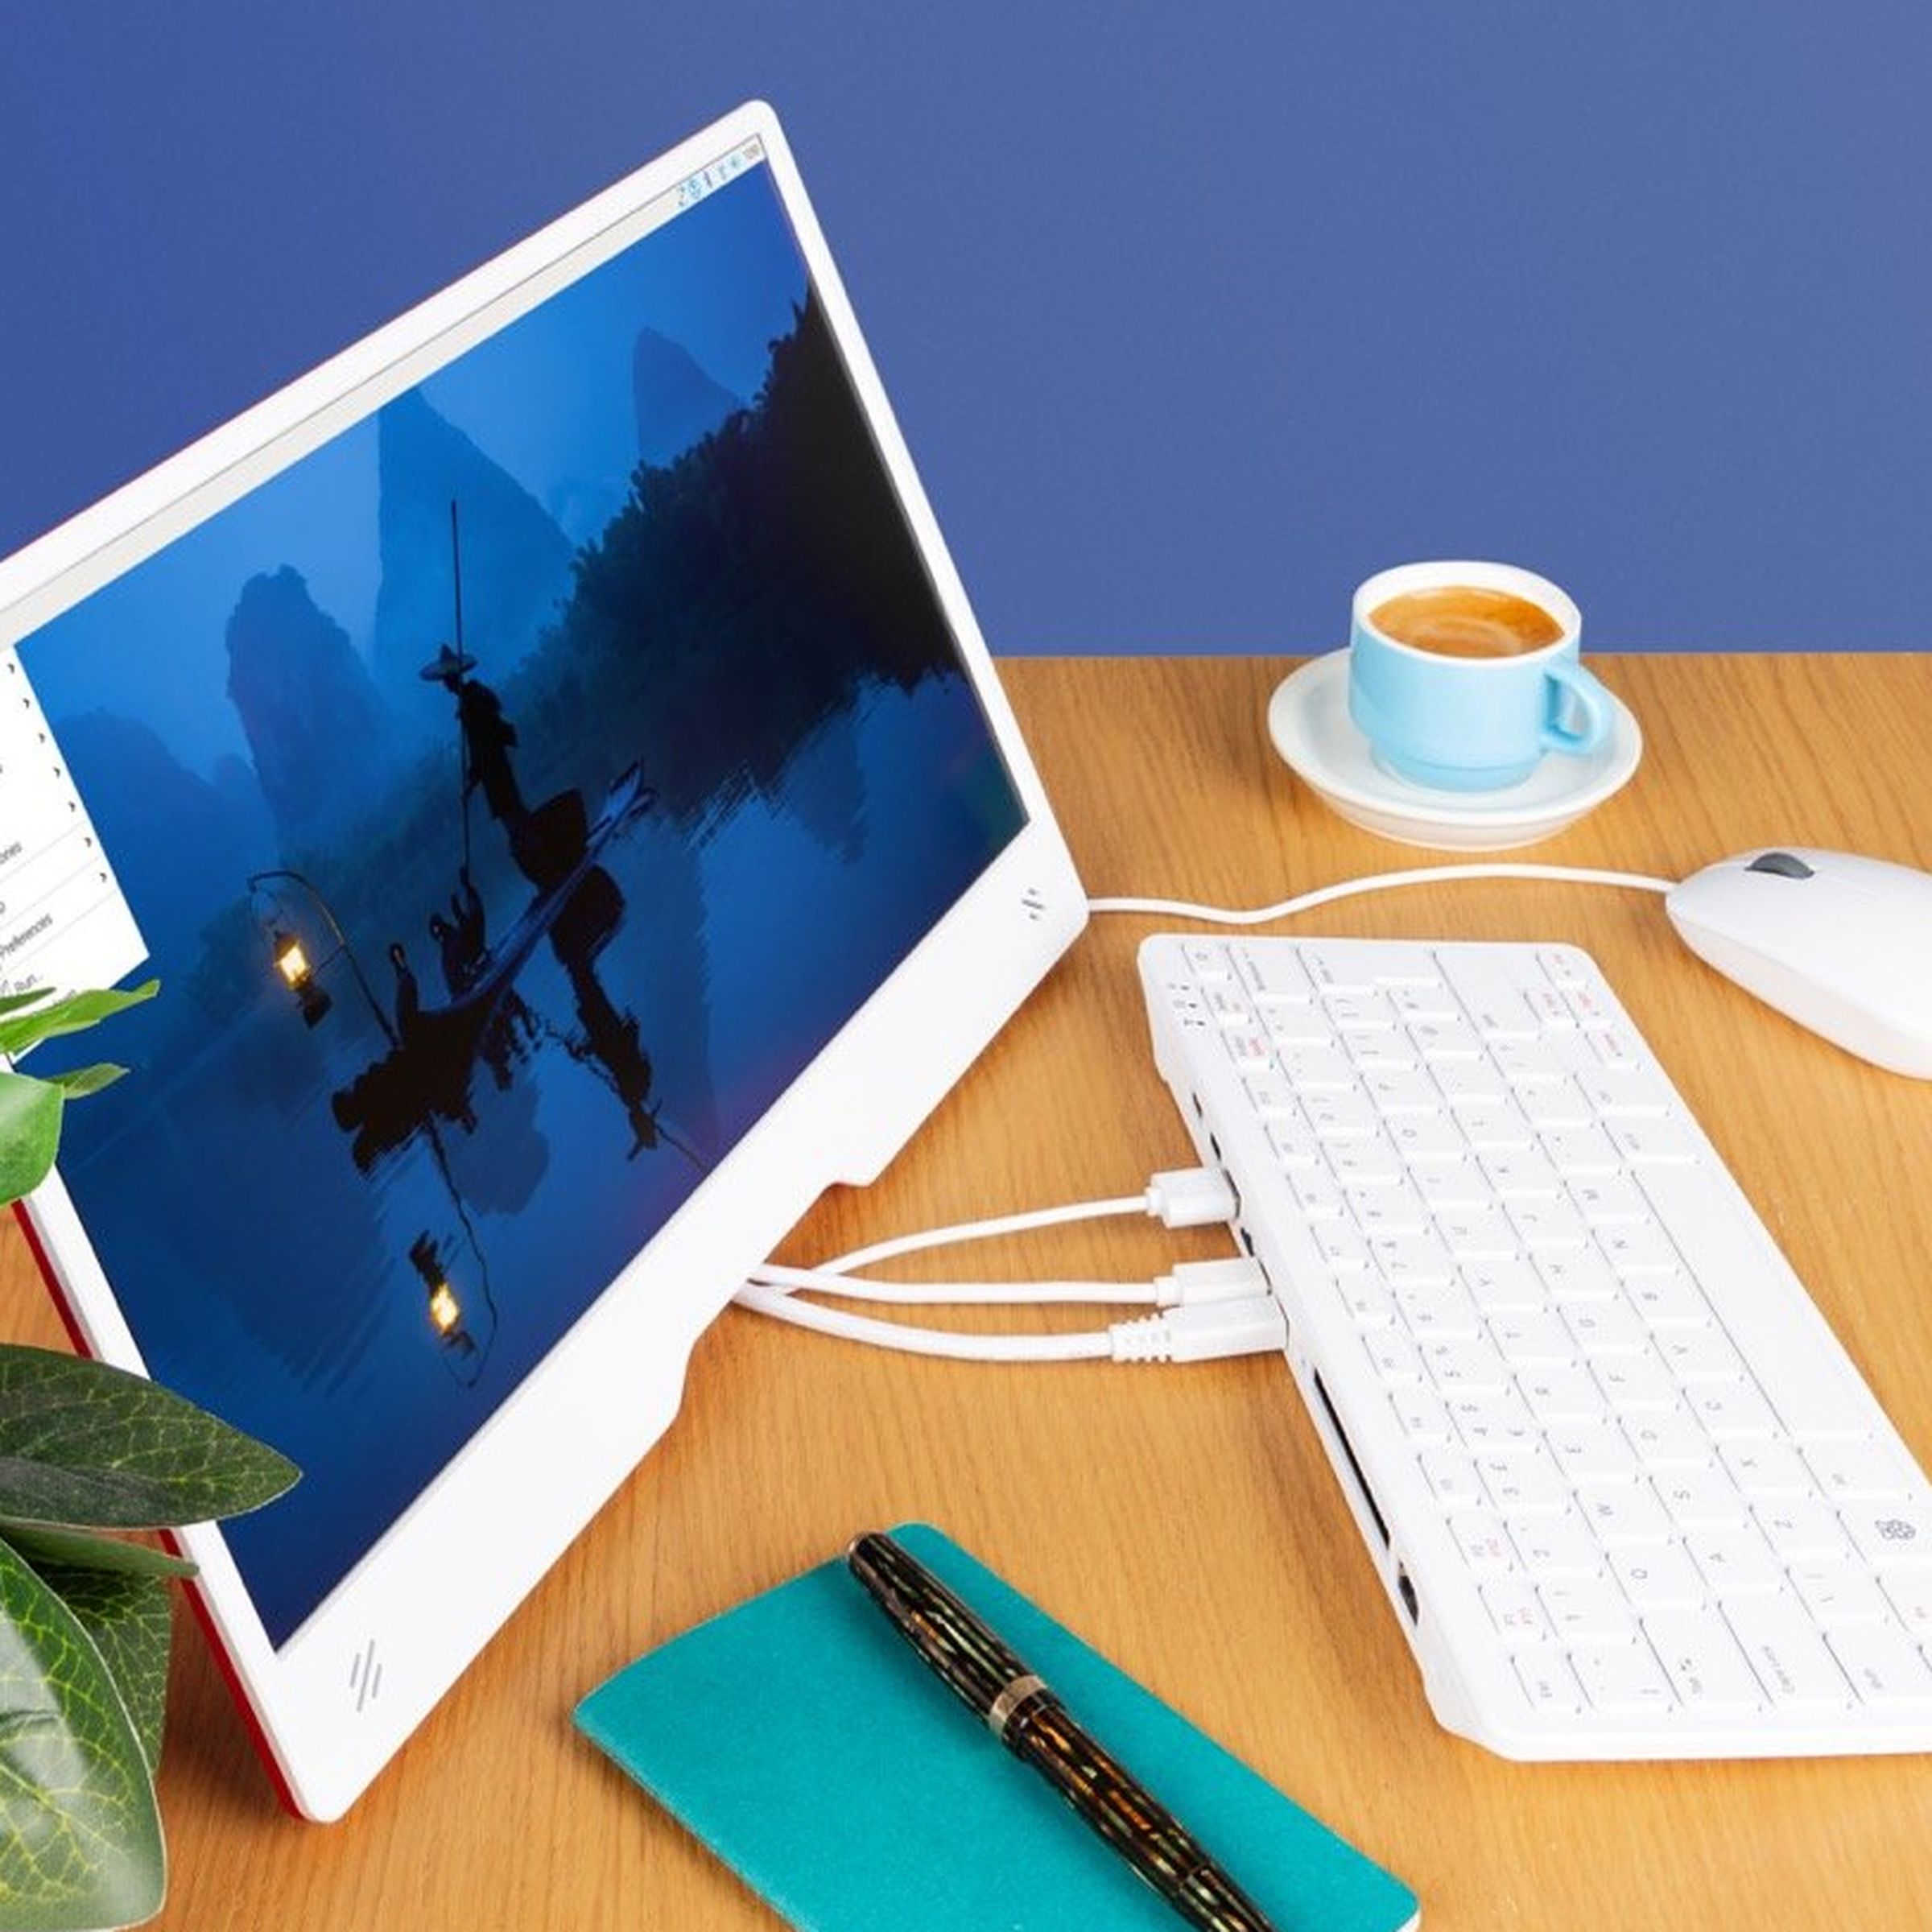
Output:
[{"xmin": 0, "ymin": 980, "xmax": 297, "ymax": 1930}]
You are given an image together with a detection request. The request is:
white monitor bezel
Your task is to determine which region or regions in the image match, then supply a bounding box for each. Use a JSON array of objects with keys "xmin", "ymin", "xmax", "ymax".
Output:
[{"xmin": 5, "ymin": 101, "xmax": 1086, "ymax": 1821}]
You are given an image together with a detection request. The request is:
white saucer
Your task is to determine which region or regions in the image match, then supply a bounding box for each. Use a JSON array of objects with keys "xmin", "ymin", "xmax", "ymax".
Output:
[{"xmin": 1266, "ymin": 651, "xmax": 1643, "ymax": 852}]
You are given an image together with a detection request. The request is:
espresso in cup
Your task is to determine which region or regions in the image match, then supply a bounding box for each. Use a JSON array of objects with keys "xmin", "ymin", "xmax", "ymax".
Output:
[
  {"xmin": 1368, "ymin": 584, "xmax": 1565, "ymax": 660},
  {"xmin": 1347, "ymin": 561, "xmax": 1611, "ymax": 791}
]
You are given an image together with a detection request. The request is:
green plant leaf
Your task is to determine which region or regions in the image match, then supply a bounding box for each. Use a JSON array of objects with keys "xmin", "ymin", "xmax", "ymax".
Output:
[
  {"xmin": 23, "ymin": 1561, "xmax": 172, "ymax": 1778},
  {"xmin": 0, "ymin": 1346, "xmax": 299, "ymax": 1530},
  {"xmin": 0, "ymin": 1533, "xmax": 164, "ymax": 1930},
  {"xmin": 0, "ymin": 989, "xmax": 56, "ymax": 1018},
  {"xmin": 41, "ymin": 1063, "xmax": 127, "ymax": 1100},
  {"xmin": 0, "ymin": 980, "xmax": 159, "ymax": 1062},
  {"xmin": 0, "ymin": 1073, "xmax": 64, "ymax": 1204},
  {"xmin": 0, "ymin": 1525, "xmax": 196, "ymax": 1583}
]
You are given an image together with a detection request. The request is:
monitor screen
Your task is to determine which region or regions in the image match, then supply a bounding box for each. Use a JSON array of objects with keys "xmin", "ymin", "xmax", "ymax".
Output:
[{"xmin": 4, "ymin": 142, "xmax": 1027, "ymax": 1646}]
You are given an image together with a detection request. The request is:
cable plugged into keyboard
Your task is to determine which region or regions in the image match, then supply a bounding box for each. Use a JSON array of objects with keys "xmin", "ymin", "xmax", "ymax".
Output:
[{"xmin": 1108, "ymin": 1296, "xmax": 1286, "ymax": 1364}]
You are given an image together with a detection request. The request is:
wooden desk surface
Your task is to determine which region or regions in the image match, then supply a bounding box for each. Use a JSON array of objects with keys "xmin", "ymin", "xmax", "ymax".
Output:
[{"xmin": 5, "ymin": 652, "xmax": 1931, "ymax": 1929}]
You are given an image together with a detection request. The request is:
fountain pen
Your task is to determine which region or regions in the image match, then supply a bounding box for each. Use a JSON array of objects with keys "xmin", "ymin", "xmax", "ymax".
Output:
[{"xmin": 846, "ymin": 1532, "xmax": 1280, "ymax": 1932}]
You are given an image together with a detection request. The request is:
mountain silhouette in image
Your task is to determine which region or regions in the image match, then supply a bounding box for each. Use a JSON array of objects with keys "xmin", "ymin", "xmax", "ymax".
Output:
[
  {"xmin": 632, "ymin": 328, "xmax": 741, "ymax": 468},
  {"xmin": 59, "ymin": 710, "xmax": 270, "ymax": 980},
  {"xmin": 369, "ymin": 390, "xmax": 575, "ymax": 740},
  {"xmin": 226, "ymin": 566, "xmax": 394, "ymax": 852}
]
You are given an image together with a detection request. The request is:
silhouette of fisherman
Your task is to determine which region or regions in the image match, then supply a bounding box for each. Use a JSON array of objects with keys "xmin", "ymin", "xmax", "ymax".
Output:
[
  {"xmin": 388, "ymin": 940, "xmax": 422, "ymax": 1042},
  {"xmin": 427, "ymin": 870, "xmax": 535, "ymax": 1089},
  {"xmin": 420, "ymin": 643, "xmax": 526, "ymax": 827}
]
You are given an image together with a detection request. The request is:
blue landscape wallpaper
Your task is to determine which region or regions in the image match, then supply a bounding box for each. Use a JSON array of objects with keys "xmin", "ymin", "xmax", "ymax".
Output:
[{"xmin": 22, "ymin": 162, "xmax": 1026, "ymax": 1645}]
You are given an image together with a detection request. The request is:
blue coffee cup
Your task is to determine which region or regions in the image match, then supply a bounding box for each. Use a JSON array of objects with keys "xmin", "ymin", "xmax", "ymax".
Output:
[{"xmin": 1347, "ymin": 561, "xmax": 1611, "ymax": 791}]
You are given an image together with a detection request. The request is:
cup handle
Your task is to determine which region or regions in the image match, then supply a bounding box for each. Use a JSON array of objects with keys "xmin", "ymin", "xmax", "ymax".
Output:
[{"xmin": 1540, "ymin": 658, "xmax": 1612, "ymax": 757}]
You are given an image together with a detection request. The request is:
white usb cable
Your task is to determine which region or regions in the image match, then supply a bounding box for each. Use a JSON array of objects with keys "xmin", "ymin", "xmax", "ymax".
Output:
[{"xmin": 1087, "ymin": 861, "xmax": 1678, "ymax": 926}]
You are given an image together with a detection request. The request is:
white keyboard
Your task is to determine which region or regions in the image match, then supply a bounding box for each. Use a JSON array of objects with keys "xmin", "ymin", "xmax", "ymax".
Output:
[{"xmin": 1140, "ymin": 933, "xmax": 1932, "ymax": 1758}]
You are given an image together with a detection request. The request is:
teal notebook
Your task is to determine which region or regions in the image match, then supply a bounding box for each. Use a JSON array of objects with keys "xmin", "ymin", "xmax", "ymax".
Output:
[{"xmin": 576, "ymin": 1524, "xmax": 1419, "ymax": 1931}]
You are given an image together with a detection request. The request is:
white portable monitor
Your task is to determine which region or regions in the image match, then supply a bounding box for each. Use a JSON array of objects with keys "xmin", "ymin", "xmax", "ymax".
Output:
[{"xmin": 0, "ymin": 102, "xmax": 1084, "ymax": 1820}]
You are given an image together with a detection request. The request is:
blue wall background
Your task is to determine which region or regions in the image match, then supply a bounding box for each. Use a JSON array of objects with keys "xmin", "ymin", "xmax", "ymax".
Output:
[{"xmin": 2, "ymin": 3, "xmax": 1926, "ymax": 653}]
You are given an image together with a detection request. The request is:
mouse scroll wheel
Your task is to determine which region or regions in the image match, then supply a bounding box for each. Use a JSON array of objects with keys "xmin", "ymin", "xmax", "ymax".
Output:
[{"xmin": 1746, "ymin": 851, "xmax": 1814, "ymax": 879}]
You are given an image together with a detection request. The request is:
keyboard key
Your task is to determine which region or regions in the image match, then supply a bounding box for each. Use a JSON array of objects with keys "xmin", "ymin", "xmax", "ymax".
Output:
[
  {"xmin": 1422, "ymin": 1336, "xmax": 1512, "ymax": 1396},
  {"xmin": 1327, "ymin": 1137, "xmax": 1405, "ymax": 1187},
  {"xmin": 1364, "ymin": 1331, "xmax": 1426, "ymax": 1385},
  {"xmin": 1592, "ymin": 1352, "xmax": 1680, "ymax": 1414},
  {"xmin": 1484, "ymin": 1148, "xmax": 1566, "ymax": 1201},
  {"xmin": 1547, "ymin": 1421, "xmax": 1643, "ymax": 1486},
  {"xmin": 1626, "ymin": 1272, "xmax": 1715, "ymax": 1331},
  {"xmin": 1882, "ymin": 1575, "xmax": 1932, "ymax": 1645},
  {"xmin": 1393, "ymin": 1282, "xmax": 1482, "ymax": 1341},
  {"xmin": 1562, "ymin": 1298, "xmax": 1651, "ymax": 1358},
  {"xmin": 1584, "ymin": 1026, "xmax": 1645, "ymax": 1071},
  {"xmin": 1409, "ymin": 1016, "xmax": 1484, "ymax": 1063},
  {"xmin": 1596, "ymin": 1220, "xmax": 1686, "ymax": 1277},
  {"xmin": 1490, "ymin": 1310, "xmax": 1579, "ymax": 1367},
  {"xmin": 1325, "ymin": 993, "xmax": 1398, "ymax": 1034},
  {"xmin": 1519, "ymin": 1077, "xmax": 1596, "ymax": 1131},
  {"xmin": 1607, "ymin": 1119, "xmax": 1700, "ymax": 1168},
  {"xmin": 1807, "ymin": 1440, "xmax": 1918, "ymax": 1503},
  {"xmin": 1418, "ymin": 1162, "xmax": 1498, "ymax": 1212},
  {"xmin": 1205, "ymin": 983, "xmax": 1254, "ymax": 1028},
  {"xmin": 1684, "ymin": 1382, "xmax": 1781, "ymax": 1443},
  {"xmin": 1243, "ymin": 1071, "xmax": 1300, "ymax": 1118},
  {"xmin": 1305, "ymin": 1090, "xmax": 1381, "ymax": 1139},
  {"xmin": 1790, "ymin": 1558, "xmax": 1892, "ymax": 1627},
  {"xmin": 1481, "ymin": 1576, "xmax": 1552, "ymax": 1645},
  {"xmin": 1288, "ymin": 1168, "xmax": 1344, "ymax": 1222},
  {"xmin": 1266, "ymin": 1117, "xmax": 1323, "ymax": 1169},
  {"xmin": 1263, "ymin": 1004, "xmax": 1340, "ymax": 1047},
  {"xmin": 1337, "ymin": 1271, "xmax": 1396, "ymax": 1327},
  {"xmin": 1348, "ymin": 1178, "xmax": 1430, "ymax": 1234},
  {"xmin": 1611, "ymin": 1542, "xmax": 1707, "ymax": 1610},
  {"xmin": 1509, "ymin": 1511, "xmax": 1602, "ymax": 1577},
  {"xmin": 1490, "ymin": 1039, "xmax": 1566, "ymax": 1088},
  {"xmin": 1392, "ymin": 984, "xmax": 1459, "ymax": 1022},
  {"xmin": 1385, "ymin": 1113, "xmax": 1470, "ymax": 1166},
  {"xmin": 1535, "ymin": 1249, "xmax": 1623, "ymax": 1305},
  {"xmin": 1449, "ymin": 1392, "xmax": 1540, "ymax": 1457},
  {"xmin": 1462, "ymin": 1257, "xmax": 1546, "ymax": 1311},
  {"xmin": 1756, "ymin": 1496, "xmax": 1852, "ymax": 1563},
  {"xmin": 1234, "ymin": 943, "xmax": 1313, "ymax": 1003},
  {"xmin": 1435, "ymin": 1205, "xmax": 1519, "ymax": 1258},
  {"xmin": 1542, "ymin": 1126, "xmax": 1621, "ymax": 1175},
  {"xmin": 1567, "ymin": 1173, "xmax": 1652, "ymax": 1227},
  {"xmin": 1514, "ymin": 1651, "xmax": 1587, "ymax": 1716},
  {"xmin": 1723, "ymin": 1594, "xmax": 1853, "ymax": 1711},
  {"xmin": 1305, "ymin": 943, "xmax": 1443, "ymax": 992},
  {"xmin": 1479, "ymin": 1449, "xmax": 1571, "ymax": 1518},
  {"xmin": 1575, "ymin": 1480, "xmax": 1674, "ymax": 1547},
  {"xmin": 1572, "ymin": 1640, "xmax": 1677, "ymax": 1715},
  {"xmin": 1450, "ymin": 1511, "xmax": 1517, "ymax": 1575},
  {"xmin": 1312, "ymin": 1218, "xmax": 1372, "ymax": 1275},
  {"xmin": 1539, "ymin": 1580, "xmax": 1636, "ymax": 1644},
  {"xmin": 1522, "ymin": 985, "xmax": 1575, "ymax": 1032},
  {"xmin": 1418, "ymin": 1447, "xmax": 1485, "ymax": 1512},
  {"xmin": 1368, "ymin": 1229, "xmax": 1456, "ymax": 1288},
  {"xmin": 1654, "ymin": 1463, "xmax": 1751, "ymax": 1530},
  {"xmin": 1389, "ymin": 1384, "xmax": 1455, "ymax": 1445},
  {"xmin": 1625, "ymin": 1405, "xmax": 1719, "ymax": 1472},
  {"xmin": 1444, "ymin": 958, "xmax": 1544, "ymax": 1040},
  {"xmin": 1643, "ymin": 1608, "xmax": 1766, "ymax": 1715},
  {"xmin": 1827, "ymin": 1622, "xmax": 1932, "ymax": 1707},
  {"xmin": 1686, "ymin": 1521, "xmax": 1784, "ymax": 1596},
  {"xmin": 1455, "ymin": 1101, "xmax": 1534, "ymax": 1151},
  {"xmin": 1573, "ymin": 1067, "xmax": 1670, "ymax": 1118},
  {"xmin": 1536, "ymin": 947, "xmax": 1592, "ymax": 991},
  {"xmin": 1276, "ymin": 1045, "xmax": 1356, "ymax": 1092},
  {"xmin": 1720, "ymin": 1442, "xmax": 1814, "ymax": 1497},
  {"xmin": 1840, "ymin": 1501, "xmax": 1932, "ymax": 1574},
  {"xmin": 1520, "ymin": 1362, "xmax": 1612, "ymax": 1426},
  {"xmin": 1509, "ymin": 1197, "xmax": 1592, "ymax": 1252},
  {"xmin": 1224, "ymin": 1030, "xmax": 1273, "ymax": 1070},
  {"xmin": 1435, "ymin": 1060, "xmax": 1507, "ymax": 1108},
  {"xmin": 1183, "ymin": 941, "xmax": 1231, "ymax": 981},
  {"xmin": 1360, "ymin": 1068, "xmax": 1440, "ymax": 1117}
]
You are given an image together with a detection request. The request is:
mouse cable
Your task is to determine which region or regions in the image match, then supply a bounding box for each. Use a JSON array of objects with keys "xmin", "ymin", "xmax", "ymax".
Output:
[
  {"xmin": 733, "ymin": 1282, "xmax": 1286, "ymax": 1364},
  {"xmin": 1087, "ymin": 861, "xmax": 1678, "ymax": 927}
]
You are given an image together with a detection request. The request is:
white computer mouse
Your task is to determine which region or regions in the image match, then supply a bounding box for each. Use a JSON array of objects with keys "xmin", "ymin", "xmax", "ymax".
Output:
[{"xmin": 1665, "ymin": 847, "xmax": 1932, "ymax": 1077}]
